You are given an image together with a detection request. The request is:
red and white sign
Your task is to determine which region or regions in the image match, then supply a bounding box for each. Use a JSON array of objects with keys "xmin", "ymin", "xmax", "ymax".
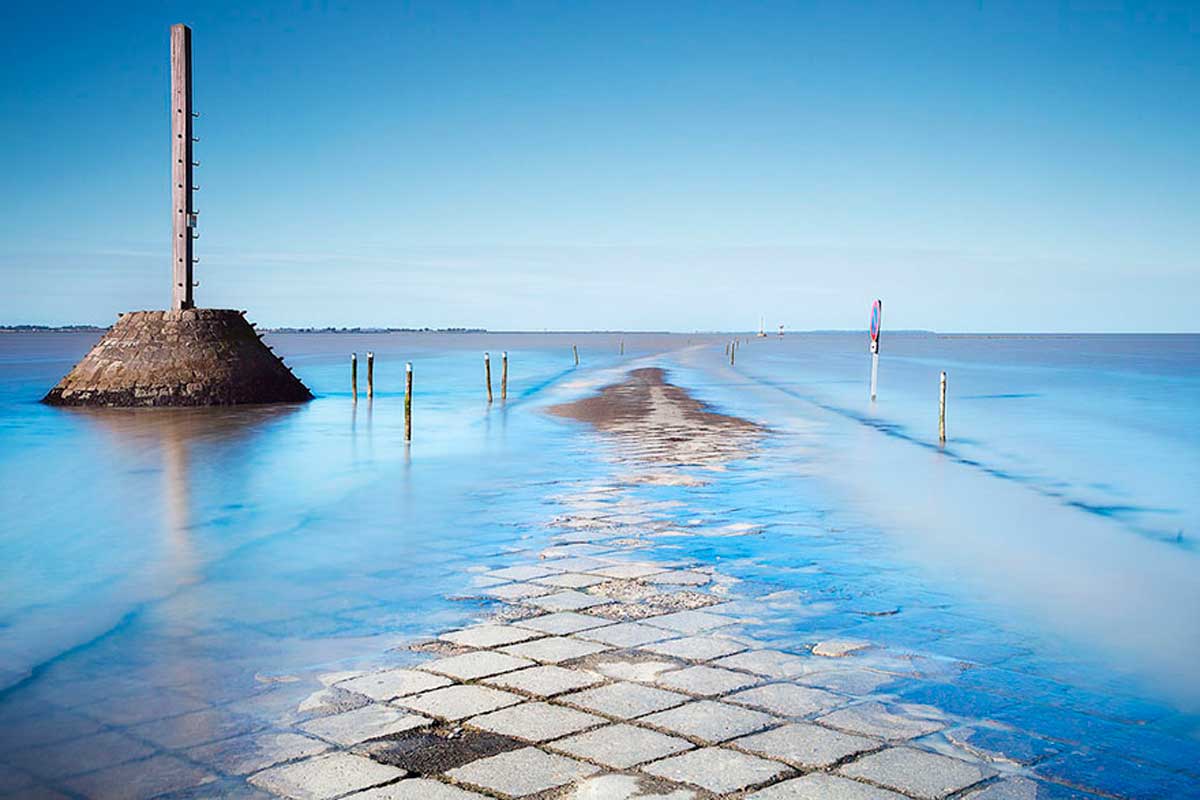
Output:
[{"xmin": 869, "ymin": 299, "xmax": 882, "ymax": 353}]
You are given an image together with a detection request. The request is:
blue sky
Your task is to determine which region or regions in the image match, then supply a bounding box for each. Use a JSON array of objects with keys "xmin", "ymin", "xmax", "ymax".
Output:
[{"xmin": 2, "ymin": 1, "xmax": 1197, "ymax": 331}]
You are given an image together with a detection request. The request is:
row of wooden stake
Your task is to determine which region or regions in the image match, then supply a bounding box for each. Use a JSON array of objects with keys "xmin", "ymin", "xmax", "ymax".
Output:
[
  {"xmin": 349, "ymin": 344, "xmax": 601, "ymax": 441},
  {"xmin": 350, "ymin": 352, "xmax": 412, "ymax": 440}
]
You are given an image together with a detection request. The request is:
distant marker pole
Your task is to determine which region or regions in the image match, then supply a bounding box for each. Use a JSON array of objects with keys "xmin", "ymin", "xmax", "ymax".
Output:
[
  {"xmin": 730, "ymin": 340, "xmax": 736, "ymax": 366},
  {"xmin": 939, "ymin": 371, "xmax": 947, "ymax": 444},
  {"xmin": 573, "ymin": 344, "xmax": 579, "ymax": 367},
  {"xmin": 620, "ymin": 339, "xmax": 624, "ymax": 356},
  {"xmin": 869, "ymin": 299, "xmax": 882, "ymax": 402},
  {"xmin": 351, "ymin": 352, "xmax": 358, "ymax": 401},
  {"xmin": 404, "ymin": 362, "xmax": 413, "ymax": 441},
  {"xmin": 484, "ymin": 352, "xmax": 493, "ymax": 403},
  {"xmin": 366, "ymin": 351, "xmax": 374, "ymax": 398},
  {"xmin": 501, "ymin": 351, "xmax": 508, "ymax": 401}
]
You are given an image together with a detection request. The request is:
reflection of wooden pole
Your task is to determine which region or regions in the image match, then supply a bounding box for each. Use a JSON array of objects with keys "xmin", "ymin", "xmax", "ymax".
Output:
[
  {"xmin": 484, "ymin": 352, "xmax": 493, "ymax": 403},
  {"xmin": 869, "ymin": 351, "xmax": 879, "ymax": 401},
  {"xmin": 405, "ymin": 362, "xmax": 413, "ymax": 441},
  {"xmin": 939, "ymin": 371, "xmax": 947, "ymax": 443},
  {"xmin": 171, "ymin": 24, "xmax": 195, "ymax": 310},
  {"xmin": 501, "ymin": 351, "xmax": 508, "ymax": 401},
  {"xmin": 573, "ymin": 345, "xmax": 579, "ymax": 367},
  {"xmin": 367, "ymin": 352, "xmax": 374, "ymax": 398},
  {"xmin": 351, "ymin": 353, "xmax": 358, "ymax": 401}
]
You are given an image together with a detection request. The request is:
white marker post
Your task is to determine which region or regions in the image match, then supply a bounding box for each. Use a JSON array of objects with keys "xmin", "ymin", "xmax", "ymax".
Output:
[{"xmin": 868, "ymin": 299, "xmax": 882, "ymax": 402}]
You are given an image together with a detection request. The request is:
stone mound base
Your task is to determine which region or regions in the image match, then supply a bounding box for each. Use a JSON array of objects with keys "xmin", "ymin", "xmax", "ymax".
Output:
[{"xmin": 43, "ymin": 309, "xmax": 312, "ymax": 407}]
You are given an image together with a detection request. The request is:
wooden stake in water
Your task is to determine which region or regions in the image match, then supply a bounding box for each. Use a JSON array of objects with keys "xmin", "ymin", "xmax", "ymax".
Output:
[
  {"xmin": 730, "ymin": 340, "xmax": 736, "ymax": 366},
  {"xmin": 484, "ymin": 352, "xmax": 493, "ymax": 403},
  {"xmin": 501, "ymin": 351, "xmax": 508, "ymax": 401},
  {"xmin": 573, "ymin": 345, "xmax": 579, "ymax": 367},
  {"xmin": 869, "ymin": 299, "xmax": 883, "ymax": 402},
  {"xmin": 939, "ymin": 370, "xmax": 947, "ymax": 443},
  {"xmin": 620, "ymin": 339, "xmax": 624, "ymax": 356},
  {"xmin": 366, "ymin": 351, "xmax": 374, "ymax": 398},
  {"xmin": 351, "ymin": 353, "xmax": 358, "ymax": 401},
  {"xmin": 404, "ymin": 362, "xmax": 413, "ymax": 441}
]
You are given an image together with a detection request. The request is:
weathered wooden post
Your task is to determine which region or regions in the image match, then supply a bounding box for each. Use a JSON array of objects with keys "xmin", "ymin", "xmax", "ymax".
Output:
[
  {"xmin": 730, "ymin": 340, "xmax": 736, "ymax": 366},
  {"xmin": 484, "ymin": 352, "xmax": 493, "ymax": 403},
  {"xmin": 351, "ymin": 353, "xmax": 358, "ymax": 401},
  {"xmin": 869, "ymin": 299, "xmax": 882, "ymax": 402},
  {"xmin": 171, "ymin": 23, "xmax": 196, "ymax": 310},
  {"xmin": 573, "ymin": 345, "xmax": 579, "ymax": 367},
  {"xmin": 501, "ymin": 351, "xmax": 508, "ymax": 401},
  {"xmin": 366, "ymin": 351, "xmax": 374, "ymax": 398},
  {"xmin": 404, "ymin": 362, "xmax": 413, "ymax": 441},
  {"xmin": 939, "ymin": 371, "xmax": 947, "ymax": 443}
]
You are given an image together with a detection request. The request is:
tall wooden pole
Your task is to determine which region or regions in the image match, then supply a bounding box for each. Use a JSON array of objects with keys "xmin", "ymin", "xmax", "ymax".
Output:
[{"xmin": 171, "ymin": 24, "xmax": 195, "ymax": 310}]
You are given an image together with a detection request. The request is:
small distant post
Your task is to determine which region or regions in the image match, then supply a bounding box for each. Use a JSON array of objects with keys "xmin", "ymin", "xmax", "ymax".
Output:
[
  {"xmin": 573, "ymin": 345, "xmax": 579, "ymax": 367},
  {"xmin": 404, "ymin": 362, "xmax": 413, "ymax": 441},
  {"xmin": 366, "ymin": 352, "xmax": 374, "ymax": 398},
  {"xmin": 171, "ymin": 23, "xmax": 196, "ymax": 310},
  {"xmin": 939, "ymin": 371, "xmax": 947, "ymax": 443},
  {"xmin": 868, "ymin": 299, "xmax": 882, "ymax": 402},
  {"xmin": 484, "ymin": 352, "xmax": 493, "ymax": 403},
  {"xmin": 501, "ymin": 351, "xmax": 508, "ymax": 401},
  {"xmin": 730, "ymin": 340, "xmax": 736, "ymax": 366},
  {"xmin": 351, "ymin": 353, "xmax": 358, "ymax": 401},
  {"xmin": 620, "ymin": 339, "xmax": 624, "ymax": 356}
]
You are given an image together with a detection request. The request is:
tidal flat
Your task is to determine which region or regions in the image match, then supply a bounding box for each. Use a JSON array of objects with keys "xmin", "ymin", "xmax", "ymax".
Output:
[{"xmin": 0, "ymin": 331, "xmax": 1197, "ymax": 798}]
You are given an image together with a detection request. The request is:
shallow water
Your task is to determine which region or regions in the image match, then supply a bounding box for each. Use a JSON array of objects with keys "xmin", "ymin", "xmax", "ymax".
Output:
[{"xmin": 0, "ymin": 330, "xmax": 1197, "ymax": 797}]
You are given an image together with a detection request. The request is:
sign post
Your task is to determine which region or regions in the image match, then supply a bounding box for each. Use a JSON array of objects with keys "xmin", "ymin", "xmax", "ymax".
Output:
[{"xmin": 869, "ymin": 299, "xmax": 882, "ymax": 401}]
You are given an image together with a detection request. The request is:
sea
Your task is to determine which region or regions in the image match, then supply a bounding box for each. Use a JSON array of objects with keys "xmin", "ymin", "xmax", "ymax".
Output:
[{"xmin": 0, "ymin": 330, "xmax": 1197, "ymax": 797}]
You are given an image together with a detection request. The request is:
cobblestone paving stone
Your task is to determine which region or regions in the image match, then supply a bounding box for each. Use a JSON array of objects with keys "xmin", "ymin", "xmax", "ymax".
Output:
[
  {"xmin": 640, "ymin": 699, "xmax": 782, "ymax": 743},
  {"xmin": 418, "ymin": 651, "xmax": 536, "ymax": 681},
  {"xmin": 440, "ymin": 624, "xmax": 544, "ymax": 649},
  {"xmin": 838, "ymin": 746, "xmax": 996, "ymax": 799},
  {"xmin": 467, "ymin": 701, "xmax": 606, "ymax": 742},
  {"xmin": 655, "ymin": 664, "xmax": 763, "ymax": 696},
  {"xmin": 725, "ymin": 682, "xmax": 845, "ymax": 717},
  {"xmin": 249, "ymin": 752, "xmax": 406, "ymax": 799},
  {"xmin": 559, "ymin": 681, "xmax": 690, "ymax": 718},
  {"xmin": 445, "ymin": 746, "xmax": 599, "ymax": 796},
  {"xmin": 732, "ymin": 722, "xmax": 881, "ymax": 769},
  {"xmin": 513, "ymin": 611, "xmax": 614, "ymax": 635},
  {"xmin": 481, "ymin": 665, "xmax": 605, "ymax": 697},
  {"xmin": 499, "ymin": 635, "xmax": 611, "ymax": 664},
  {"xmin": 641, "ymin": 635, "xmax": 749, "ymax": 661},
  {"xmin": 640, "ymin": 746, "xmax": 791, "ymax": 793},
  {"xmin": 577, "ymin": 621, "xmax": 677, "ymax": 647},
  {"xmin": 396, "ymin": 684, "xmax": 524, "ymax": 721},
  {"xmin": 548, "ymin": 722, "xmax": 694, "ymax": 768}
]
